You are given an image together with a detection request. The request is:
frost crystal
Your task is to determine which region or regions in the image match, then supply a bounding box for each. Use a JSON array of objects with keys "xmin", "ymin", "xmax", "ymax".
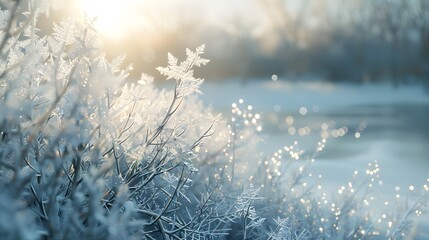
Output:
[{"xmin": 157, "ymin": 44, "xmax": 209, "ymax": 96}]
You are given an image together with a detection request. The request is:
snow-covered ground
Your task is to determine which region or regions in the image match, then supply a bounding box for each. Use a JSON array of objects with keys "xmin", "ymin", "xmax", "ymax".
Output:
[
  {"xmin": 200, "ymin": 79, "xmax": 429, "ymax": 238},
  {"xmin": 201, "ymin": 80, "xmax": 429, "ymax": 111}
]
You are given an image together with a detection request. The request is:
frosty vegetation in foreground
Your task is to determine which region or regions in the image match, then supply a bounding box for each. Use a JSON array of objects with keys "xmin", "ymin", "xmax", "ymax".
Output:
[{"xmin": 0, "ymin": 1, "xmax": 427, "ymax": 239}]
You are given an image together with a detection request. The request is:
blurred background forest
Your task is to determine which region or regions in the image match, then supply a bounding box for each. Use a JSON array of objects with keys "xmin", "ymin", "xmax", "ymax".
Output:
[{"xmin": 43, "ymin": 0, "xmax": 429, "ymax": 86}]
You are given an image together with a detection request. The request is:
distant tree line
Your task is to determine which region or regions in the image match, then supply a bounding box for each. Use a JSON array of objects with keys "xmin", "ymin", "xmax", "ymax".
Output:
[
  {"xmin": 203, "ymin": 0, "xmax": 429, "ymax": 85},
  {"xmin": 43, "ymin": 0, "xmax": 429, "ymax": 85}
]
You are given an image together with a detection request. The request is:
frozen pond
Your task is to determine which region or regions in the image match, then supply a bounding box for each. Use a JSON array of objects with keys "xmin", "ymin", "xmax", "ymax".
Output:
[{"xmin": 200, "ymin": 80, "xmax": 429, "ymax": 237}]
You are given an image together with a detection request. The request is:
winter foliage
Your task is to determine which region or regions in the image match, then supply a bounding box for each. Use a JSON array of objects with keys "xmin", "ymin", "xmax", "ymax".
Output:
[{"xmin": 0, "ymin": 1, "xmax": 427, "ymax": 239}]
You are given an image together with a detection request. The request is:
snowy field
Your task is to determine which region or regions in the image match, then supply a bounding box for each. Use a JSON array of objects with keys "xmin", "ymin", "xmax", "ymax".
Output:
[{"xmin": 200, "ymin": 80, "xmax": 429, "ymax": 237}]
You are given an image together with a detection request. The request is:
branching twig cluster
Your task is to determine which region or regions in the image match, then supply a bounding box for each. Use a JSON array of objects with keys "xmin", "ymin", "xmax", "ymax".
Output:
[{"xmin": 0, "ymin": 1, "xmax": 427, "ymax": 240}]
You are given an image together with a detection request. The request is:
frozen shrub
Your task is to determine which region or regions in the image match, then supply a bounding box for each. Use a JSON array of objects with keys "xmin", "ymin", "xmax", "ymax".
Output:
[{"xmin": 0, "ymin": 1, "xmax": 427, "ymax": 239}]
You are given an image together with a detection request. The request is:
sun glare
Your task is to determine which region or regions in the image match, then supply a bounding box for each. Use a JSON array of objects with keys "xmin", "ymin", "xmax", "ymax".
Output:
[{"xmin": 77, "ymin": 0, "xmax": 141, "ymax": 40}]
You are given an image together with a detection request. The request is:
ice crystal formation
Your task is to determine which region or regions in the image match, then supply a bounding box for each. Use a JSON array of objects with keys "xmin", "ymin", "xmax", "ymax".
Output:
[{"xmin": 0, "ymin": 1, "xmax": 427, "ymax": 239}]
